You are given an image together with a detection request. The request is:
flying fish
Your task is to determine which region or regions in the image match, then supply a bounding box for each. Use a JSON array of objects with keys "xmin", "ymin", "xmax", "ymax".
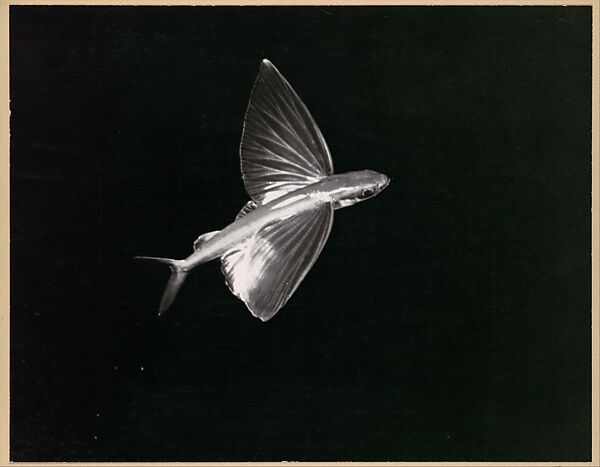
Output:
[{"xmin": 137, "ymin": 59, "xmax": 391, "ymax": 321}]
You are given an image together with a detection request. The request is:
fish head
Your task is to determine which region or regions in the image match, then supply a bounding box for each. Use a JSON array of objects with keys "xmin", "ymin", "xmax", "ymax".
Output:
[{"xmin": 333, "ymin": 170, "xmax": 391, "ymax": 209}]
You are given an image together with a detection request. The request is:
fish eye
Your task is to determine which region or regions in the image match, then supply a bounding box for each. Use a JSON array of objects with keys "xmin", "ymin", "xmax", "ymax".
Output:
[{"xmin": 360, "ymin": 189, "xmax": 374, "ymax": 198}]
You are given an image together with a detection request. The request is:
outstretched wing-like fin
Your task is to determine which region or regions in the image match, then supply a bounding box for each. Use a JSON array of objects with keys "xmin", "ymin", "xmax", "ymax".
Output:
[
  {"xmin": 240, "ymin": 59, "xmax": 334, "ymax": 204},
  {"xmin": 221, "ymin": 203, "xmax": 334, "ymax": 321}
]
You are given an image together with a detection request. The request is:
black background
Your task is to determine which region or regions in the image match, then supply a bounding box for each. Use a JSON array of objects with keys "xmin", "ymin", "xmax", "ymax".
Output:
[{"xmin": 10, "ymin": 6, "xmax": 592, "ymax": 462}]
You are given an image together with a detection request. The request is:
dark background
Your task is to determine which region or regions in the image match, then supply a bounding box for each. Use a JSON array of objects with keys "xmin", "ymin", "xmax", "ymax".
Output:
[{"xmin": 9, "ymin": 6, "xmax": 592, "ymax": 462}]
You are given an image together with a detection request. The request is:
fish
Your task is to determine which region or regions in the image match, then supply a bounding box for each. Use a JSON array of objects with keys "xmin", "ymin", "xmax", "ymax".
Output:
[{"xmin": 136, "ymin": 59, "xmax": 391, "ymax": 321}]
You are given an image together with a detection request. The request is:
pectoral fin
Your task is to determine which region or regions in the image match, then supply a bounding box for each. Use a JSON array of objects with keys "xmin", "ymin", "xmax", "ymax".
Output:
[
  {"xmin": 239, "ymin": 60, "xmax": 334, "ymax": 204},
  {"xmin": 221, "ymin": 204, "xmax": 334, "ymax": 321}
]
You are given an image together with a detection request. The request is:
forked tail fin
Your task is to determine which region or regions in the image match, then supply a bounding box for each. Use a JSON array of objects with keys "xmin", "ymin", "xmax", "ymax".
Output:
[{"xmin": 134, "ymin": 256, "xmax": 188, "ymax": 315}]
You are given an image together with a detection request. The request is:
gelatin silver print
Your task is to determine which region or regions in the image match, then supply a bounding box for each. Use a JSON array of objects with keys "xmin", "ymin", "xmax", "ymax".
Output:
[{"xmin": 7, "ymin": 5, "xmax": 594, "ymax": 464}]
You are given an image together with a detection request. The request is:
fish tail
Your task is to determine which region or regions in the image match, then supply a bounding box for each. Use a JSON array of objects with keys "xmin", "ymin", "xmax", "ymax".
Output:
[{"xmin": 134, "ymin": 256, "xmax": 188, "ymax": 315}]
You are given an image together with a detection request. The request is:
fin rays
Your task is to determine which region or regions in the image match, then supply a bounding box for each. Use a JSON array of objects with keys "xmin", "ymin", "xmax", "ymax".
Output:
[
  {"xmin": 220, "ymin": 204, "xmax": 334, "ymax": 321},
  {"xmin": 240, "ymin": 59, "xmax": 334, "ymax": 204}
]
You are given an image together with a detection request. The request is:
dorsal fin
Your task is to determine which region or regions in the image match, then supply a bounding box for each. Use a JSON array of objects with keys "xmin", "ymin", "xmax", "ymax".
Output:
[
  {"xmin": 236, "ymin": 201, "xmax": 258, "ymax": 220},
  {"xmin": 193, "ymin": 230, "xmax": 220, "ymax": 251}
]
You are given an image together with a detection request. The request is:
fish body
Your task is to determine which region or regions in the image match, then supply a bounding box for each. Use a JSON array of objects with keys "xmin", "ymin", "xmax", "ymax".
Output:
[
  {"xmin": 137, "ymin": 60, "xmax": 391, "ymax": 321},
  {"xmin": 185, "ymin": 170, "xmax": 389, "ymax": 269}
]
